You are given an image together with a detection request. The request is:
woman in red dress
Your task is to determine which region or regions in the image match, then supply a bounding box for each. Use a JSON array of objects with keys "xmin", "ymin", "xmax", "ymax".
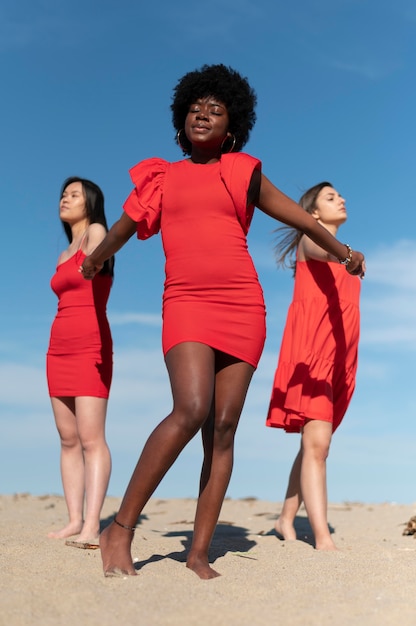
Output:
[
  {"xmin": 266, "ymin": 182, "xmax": 363, "ymax": 550},
  {"xmin": 81, "ymin": 65, "xmax": 365, "ymax": 578},
  {"xmin": 47, "ymin": 177, "xmax": 114, "ymax": 548}
]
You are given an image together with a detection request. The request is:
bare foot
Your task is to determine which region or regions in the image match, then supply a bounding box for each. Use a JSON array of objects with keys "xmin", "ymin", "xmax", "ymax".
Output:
[
  {"xmin": 75, "ymin": 523, "xmax": 100, "ymax": 544},
  {"xmin": 99, "ymin": 522, "xmax": 137, "ymax": 577},
  {"xmin": 47, "ymin": 521, "xmax": 83, "ymax": 539},
  {"xmin": 274, "ymin": 516, "xmax": 296, "ymax": 541},
  {"xmin": 186, "ymin": 553, "xmax": 221, "ymax": 580},
  {"xmin": 69, "ymin": 534, "xmax": 100, "ymax": 546},
  {"xmin": 315, "ymin": 537, "xmax": 338, "ymax": 551}
]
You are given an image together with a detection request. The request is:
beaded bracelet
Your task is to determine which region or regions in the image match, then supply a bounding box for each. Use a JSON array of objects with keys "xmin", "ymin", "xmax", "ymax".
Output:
[{"xmin": 338, "ymin": 244, "xmax": 353, "ymax": 266}]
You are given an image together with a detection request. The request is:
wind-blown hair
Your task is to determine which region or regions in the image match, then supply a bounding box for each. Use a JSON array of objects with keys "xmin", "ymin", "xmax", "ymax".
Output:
[
  {"xmin": 274, "ymin": 182, "xmax": 334, "ymax": 274},
  {"xmin": 171, "ymin": 63, "xmax": 257, "ymax": 155},
  {"xmin": 60, "ymin": 177, "xmax": 114, "ymax": 277}
]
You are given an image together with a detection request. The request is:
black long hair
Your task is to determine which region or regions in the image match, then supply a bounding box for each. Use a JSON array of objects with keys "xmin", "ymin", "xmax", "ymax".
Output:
[{"xmin": 60, "ymin": 177, "xmax": 114, "ymax": 277}]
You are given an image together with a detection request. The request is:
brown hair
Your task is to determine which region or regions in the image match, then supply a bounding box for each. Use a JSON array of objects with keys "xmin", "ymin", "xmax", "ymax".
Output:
[{"xmin": 274, "ymin": 182, "xmax": 333, "ymax": 273}]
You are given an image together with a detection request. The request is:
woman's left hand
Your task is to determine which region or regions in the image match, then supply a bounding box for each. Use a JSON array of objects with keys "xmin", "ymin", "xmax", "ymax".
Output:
[{"xmin": 347, "ymin": 251, "xmax": 366, "ymax": 279}]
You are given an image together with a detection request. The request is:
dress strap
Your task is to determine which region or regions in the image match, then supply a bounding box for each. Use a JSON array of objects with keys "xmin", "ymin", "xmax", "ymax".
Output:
[{"xmin": 77, "ymin": 228, "xmax": 88, "ymax": 253}]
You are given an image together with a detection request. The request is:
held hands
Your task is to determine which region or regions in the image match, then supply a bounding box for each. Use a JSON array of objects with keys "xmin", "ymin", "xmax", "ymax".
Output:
[
  {"xmin": 346, "ymin": 250, "xmax": 366, "ymax": 279},
  {"xmin": 79, "ymin": 256, "xmax": 103, "ymax": 280}
]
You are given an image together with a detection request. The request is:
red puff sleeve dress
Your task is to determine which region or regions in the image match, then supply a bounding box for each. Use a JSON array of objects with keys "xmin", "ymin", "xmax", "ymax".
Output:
[
  {"xmin": 266, "ymin": 259, "xmax": 360, "ymax": 433},
  {"xmin": 122, "ymin": 153, "xmax": 266, "ymax": 368},
  {"xmin": 46, "ymin": 248, "xmax": 113, "ymax": 398}
]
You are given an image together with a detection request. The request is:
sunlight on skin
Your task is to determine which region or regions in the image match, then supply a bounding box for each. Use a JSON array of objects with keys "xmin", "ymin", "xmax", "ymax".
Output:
[
  {"xmin": 99, "ymin": 523, "xmax": 137, "ymax": 578},
  {"xmin": 275, "ymin": 516, "xmax": 338, "ymax": 550},
  {"xmin": 47, "ymin": 521, "xmax": 83, "ymax": 539}
]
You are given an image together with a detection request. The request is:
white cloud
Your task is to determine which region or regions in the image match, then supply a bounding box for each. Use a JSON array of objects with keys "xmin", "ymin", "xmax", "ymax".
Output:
[
  {"xmin": 0, "ymin": 363, "xmax": 49, "ymax": 409},
  {"xmin": 109, "ymin": 312, "xmax": 162, "ymax": 327},
  {"xmin": 328, "ymin": 58, "xmax": 400, "ymax": 80},
  {"xmin": 365, "ymin": 240, "xmax": 416, "ymax": 290},
  {"xmin": 360, "ymin": 240, "xmax": 416, "ymax": 349}
]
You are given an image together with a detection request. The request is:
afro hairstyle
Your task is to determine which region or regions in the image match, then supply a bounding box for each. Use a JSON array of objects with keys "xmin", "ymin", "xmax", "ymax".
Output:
[{"xmin": 171, "ymin": 63, "xmax": 257, "ymax": 155}]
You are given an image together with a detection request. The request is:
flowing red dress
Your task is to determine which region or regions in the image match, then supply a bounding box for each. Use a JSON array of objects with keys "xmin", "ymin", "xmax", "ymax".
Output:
[
  {"xmin": 122, "ymin": 153, "xmax": 266, "ymax": 367},
  {"xmin": 46, "ymin": 248, "xmax": 113, "ymax": 398},
  {"xmin": 266, "ymin": 259, "xmax": 360, "ymax": 433}
]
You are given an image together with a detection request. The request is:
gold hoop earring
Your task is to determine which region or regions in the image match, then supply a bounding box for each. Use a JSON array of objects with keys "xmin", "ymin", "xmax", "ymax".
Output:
[
  {"xmin": 176, "ymin": 129, "xmax": 189, "ymax": 153},
  {"xmin": 221, "ymin": 133, "xmax": 236, "ymax": 153}
]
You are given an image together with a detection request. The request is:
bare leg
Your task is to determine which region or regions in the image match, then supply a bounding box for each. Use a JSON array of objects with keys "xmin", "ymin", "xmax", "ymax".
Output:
[
  {"xmin": 187, "ymin": 355, "xmax": 255, "ymax": 579},
  {"xmin": 275, "ymin": 449, "xmax": 302, "ymax": 541},
  {"xmin": 48, "ymin": 397, "xmax": 85, "ymax": 538},
  {"xmin": 100, "ymin": 343, "xmax": 216, "ymax": 577},
  {"xmin": 300, "ymin": 419, "xmax": 336, "ymax": 550},
  {"xmin": 74, "ymin": 396, "xmax": 111, "ymax": 542}
]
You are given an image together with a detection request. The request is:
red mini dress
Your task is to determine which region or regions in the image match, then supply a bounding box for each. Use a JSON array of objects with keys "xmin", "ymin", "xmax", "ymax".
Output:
[
  {"xmin": 123, "ymin": 153, "xmax": 266, "ymax": 368},
  {"xmin": 266, "ymin": 259, "xmax": 361, "ymax": 433},
  {"xmin": 46, "ymin": 249, "xmax": 113, "ymax": 398}
]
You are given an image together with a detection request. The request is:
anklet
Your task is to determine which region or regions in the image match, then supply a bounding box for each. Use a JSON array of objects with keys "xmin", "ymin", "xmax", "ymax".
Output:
[{"xmin": 113, "ymin": 516, "xmax": 136, "ymax": 532}]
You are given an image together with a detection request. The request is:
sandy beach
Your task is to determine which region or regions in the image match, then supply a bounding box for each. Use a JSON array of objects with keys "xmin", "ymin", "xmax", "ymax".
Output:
[{"xmin": 2, "ymin": 493, "xmax": 416, "ymax": 625}]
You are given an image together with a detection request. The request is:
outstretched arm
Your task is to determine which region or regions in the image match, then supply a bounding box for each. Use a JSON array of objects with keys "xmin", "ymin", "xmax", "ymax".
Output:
[
  {"xmin": 250, "ymin": 171, "xmax": 365, "ymax": 277},
  {"xmin": 81, "ymin": 212, "xmax": 137, "ymax": 280}
]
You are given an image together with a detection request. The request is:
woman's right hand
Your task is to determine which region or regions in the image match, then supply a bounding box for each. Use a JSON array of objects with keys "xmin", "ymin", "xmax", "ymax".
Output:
[{"xmin": 79, "ymin": 256, "xmax": 103, "ymax": 280}]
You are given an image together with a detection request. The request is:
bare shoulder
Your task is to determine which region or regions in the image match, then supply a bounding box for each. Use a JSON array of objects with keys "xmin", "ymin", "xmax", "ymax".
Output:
[
  {"xmin": 83, "ymin": 223, "xmax": 107, "ymax": 254},
  {"xmin": 298, "ymin": 235, "xmax": 334, "ymax": 262},
  {"xmin": 86, "ymin": 222, "xmax": 107, "ymax": 236}
]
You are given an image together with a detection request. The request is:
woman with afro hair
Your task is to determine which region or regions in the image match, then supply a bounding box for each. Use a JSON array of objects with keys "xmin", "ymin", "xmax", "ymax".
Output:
[{"xmin": 81, "ymin": 64, "xmax": 364, "ymax": 579}]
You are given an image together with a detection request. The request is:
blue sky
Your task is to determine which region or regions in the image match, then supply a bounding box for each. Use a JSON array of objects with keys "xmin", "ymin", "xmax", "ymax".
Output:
[{"xmin": 1, "ymin": 0, "xmax": 415, "ymax": 505}]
